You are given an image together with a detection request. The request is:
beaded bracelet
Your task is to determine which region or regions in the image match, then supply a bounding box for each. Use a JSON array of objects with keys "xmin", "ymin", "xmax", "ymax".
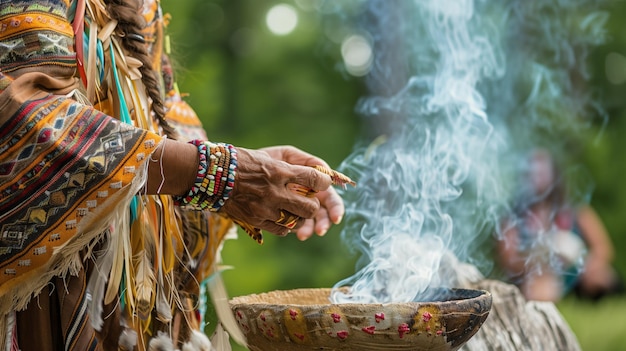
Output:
[{"xmin": 174, "ymin": 140, "xmax": 237, "ymax": 212}]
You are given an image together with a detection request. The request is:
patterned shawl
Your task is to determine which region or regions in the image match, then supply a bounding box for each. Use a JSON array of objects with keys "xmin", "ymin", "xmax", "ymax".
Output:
[
  {"xmin": 0, "ymin": 70, "xmax": 163, "ymax": 349},
  {"xmin": 0, "ymin": 0, "xmax": 237, "ymax": 349}
]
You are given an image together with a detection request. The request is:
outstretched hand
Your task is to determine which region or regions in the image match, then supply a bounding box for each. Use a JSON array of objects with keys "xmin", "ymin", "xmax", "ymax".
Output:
[
  {"xmin": 260, "ymin": 146, "xmax": 346, "ymax": 240},
  {"xmin": 221, "ymin": 146, "xmax": 344, "ymax": 241}
]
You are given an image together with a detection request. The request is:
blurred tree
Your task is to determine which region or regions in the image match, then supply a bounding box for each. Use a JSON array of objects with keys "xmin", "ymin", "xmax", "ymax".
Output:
[
  {"xmin": 160, "ymin": 0, "xmax": 362, "ymax": 299},
  {"xmin": 159, "ymin": 4, "xmax": 626, "ymax": 350},
  {"xmin": 161, "ymin": 0, "xmax": 626, "ymax": 283},
  {"xmin": 585, "ymin": 0, "xmax": 626, "ymax": 278}
]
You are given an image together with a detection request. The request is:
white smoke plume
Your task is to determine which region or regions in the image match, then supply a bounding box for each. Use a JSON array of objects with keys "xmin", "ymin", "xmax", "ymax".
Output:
[{"xmin": 326, "ymin": 0, "xmax": 608, "ymax": 304}]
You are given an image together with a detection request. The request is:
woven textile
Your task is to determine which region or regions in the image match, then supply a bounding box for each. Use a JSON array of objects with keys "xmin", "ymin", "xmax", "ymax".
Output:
[
  {"xmin": 0, "ymin": 0, "xmax": 76, "ymax": 73},
  {"xmin": 0, "ymin": 0, "xmax": 236, "ymax": 348},
  {"xmin": 0, "ymin": 86, "xmax": 161, "ymax": 304}
]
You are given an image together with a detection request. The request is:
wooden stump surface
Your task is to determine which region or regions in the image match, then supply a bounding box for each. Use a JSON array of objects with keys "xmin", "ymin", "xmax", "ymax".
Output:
[{"xmin": 459, "ymin": 279, "xmax": 581, "ymax": 351}]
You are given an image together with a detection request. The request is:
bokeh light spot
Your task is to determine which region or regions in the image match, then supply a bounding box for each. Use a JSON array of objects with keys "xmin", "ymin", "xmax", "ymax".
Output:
[
  {"xmin": 266, "ymin": 4, "xmax": 298, "ymax": 36},
  {"xmin": 341, "ymin": 34, "xmax": 373, "ymax": 77}
]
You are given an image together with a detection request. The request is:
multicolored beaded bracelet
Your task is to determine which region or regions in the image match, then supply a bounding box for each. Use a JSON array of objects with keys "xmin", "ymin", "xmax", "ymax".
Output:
[{"xmin": 174, "ymin": 140, "xmax": 237, "ymax": 212}]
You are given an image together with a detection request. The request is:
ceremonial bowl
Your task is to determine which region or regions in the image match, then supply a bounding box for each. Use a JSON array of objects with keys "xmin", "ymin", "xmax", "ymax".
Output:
[{"xmin": 229, "ymin": 287, "xmax": 492, "ymax": 351}]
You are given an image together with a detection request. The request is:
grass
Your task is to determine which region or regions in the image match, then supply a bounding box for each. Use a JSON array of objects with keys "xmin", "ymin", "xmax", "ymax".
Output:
[{"xmin": 558, "ymin": 295, "xmax": 626, "ymax": 351}]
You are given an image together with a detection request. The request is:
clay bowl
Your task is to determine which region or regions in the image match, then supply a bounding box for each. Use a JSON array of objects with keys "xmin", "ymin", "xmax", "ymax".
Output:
[{"xmin": 229, "ymin": 287, "xmax": 492, "ymax": 351}]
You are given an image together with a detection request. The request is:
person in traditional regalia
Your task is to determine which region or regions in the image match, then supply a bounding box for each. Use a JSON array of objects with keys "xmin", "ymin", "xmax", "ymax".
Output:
[{"xmin": 0, "ymin": 0, "xmax": 347, "ymax": 349}]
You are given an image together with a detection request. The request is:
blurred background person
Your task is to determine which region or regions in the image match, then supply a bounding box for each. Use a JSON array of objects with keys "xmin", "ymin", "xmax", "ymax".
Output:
[
  {"xmin": 497, "ymin": 149, "xmax": 623, "ymax": 302},
  {"xmin": 0, "ymin": 0, "xmax": 347, "ymax": 349}
]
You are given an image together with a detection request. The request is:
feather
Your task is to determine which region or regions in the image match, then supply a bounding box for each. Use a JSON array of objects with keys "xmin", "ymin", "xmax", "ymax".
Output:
[
  {"xmin": 159, "ymin": 195, "xmax": 177, "ymax": 274},
  {"xmin": 183, "ymin": 330, "xmax": 213, "ymax": 351},
  {"xmin": 152, "ymin": 195, "xmax": 173, "ymax": 323},
  {"xmin": 155, "ymin": 280, "xmax": 172, "ymax": 323},
  {"xmin": 155, "ymin": 230, "xmax": 172, "ymax": 323},
  {"xmin": 86, "ymin": 0, "xmax": 111, "ymax": 33},
  {"xmin": 209, "ymin": 324, "xmax": 232, "ymax": 351},
  {"xmin": 118, "ymin": 328, "xmax": 138, "ymax": 351},
  {"xmin": 134, "ymin": 252, "xmax": 156, "ymax": 321},
  {"xmin": 105, "ymin": 203, "xmax": 132, "ymax": 308},
  {"xmin": 86, "ymin": 19, "xmax": 99, "ymax": 102},
  {"xmin": 148, "ymin": 332, "xmax": 175, "ymax": 351},
  {"xmin": 99, "ymin": 19, "xmax": 118, "ymax": 43},
  {"xmin": 86, "ymin": 227, "xmax": 114, "ymax": 331},
  {"xmin": 132, "ymin": 199, "xmax": 158, "ymax": 322},
  {"xmin": 192, "ymin": 214, "xmax": 237, "ymax": 286},
  {"xmin": 4, "ymin": 311, "xmax": 14, "ymax": 351},
  {"xmin": 207, "ymin": 273, "xmax": 246, "ymax": 347}
]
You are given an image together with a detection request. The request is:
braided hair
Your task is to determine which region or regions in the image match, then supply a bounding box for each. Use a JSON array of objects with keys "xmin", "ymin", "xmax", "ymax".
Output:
[{"xmin": 104, "ymin": 0, "xmax": 177, "ymax": 138}]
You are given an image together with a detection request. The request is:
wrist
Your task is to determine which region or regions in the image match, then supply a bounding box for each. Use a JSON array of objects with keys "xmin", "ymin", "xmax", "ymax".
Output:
[{"xmin": 174, "ymin": 140, "xmax": 237, "ymax": 211}]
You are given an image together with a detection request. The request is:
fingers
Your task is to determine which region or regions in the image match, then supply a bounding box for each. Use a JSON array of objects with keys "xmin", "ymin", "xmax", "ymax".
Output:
[
  {"xmin": 317, "ymin": 186, "xmax": 345, "ymax": 225},
  {"xmin": 251, "ymin": 175, "xmax": 344, "ymax": 240},
  {"xmin": 260, "ymin": 145, "xmax": 332, "ymax": 169},
  {"xmin": 278, "ymin": 195, "xmax": 319, "ymax": 220},
  {"xmin": 296, "ymin": 219, "xmax": 316, "ymax": 241},
  {"xmin": 294, "ymin": 185, "xmax": 345, "ymax": 241},
  {"xmin": 295, "ymin": 208, "xmax": 331, "ymax": 241},
  {"xmin": 288, "ymin": 165, "xmax": 333, "ymax": 192},
  {"xmin": 220, "ymin": 146, "xmax": 346, "ymax": 241}
]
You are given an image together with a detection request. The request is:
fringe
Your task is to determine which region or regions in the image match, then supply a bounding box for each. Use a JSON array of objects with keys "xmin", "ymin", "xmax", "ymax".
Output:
[{"xmin": 0, "ymin": 140, "xmax": 161, "ymax": 335}]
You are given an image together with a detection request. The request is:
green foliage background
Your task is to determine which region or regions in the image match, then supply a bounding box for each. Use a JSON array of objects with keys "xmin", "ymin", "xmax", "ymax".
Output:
[
  {"xmin": 161, "ymin": 1, "xmax": 626, "ymax": 349},
  {"xmin": 161, "ymin": 0, "xmax": 362, "ymax": 300}
]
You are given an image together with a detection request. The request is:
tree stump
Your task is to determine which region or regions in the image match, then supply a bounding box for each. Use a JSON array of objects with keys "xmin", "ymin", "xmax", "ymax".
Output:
[{"xmin": 459, "ymin": 279, "xmax": 580, "ymax": 351}]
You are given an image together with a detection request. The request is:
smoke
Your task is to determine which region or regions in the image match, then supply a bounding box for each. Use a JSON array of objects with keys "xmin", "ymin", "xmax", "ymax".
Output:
[{"xmin": 325, "ymin": 0, "xmax": 608, "ymax": 304}]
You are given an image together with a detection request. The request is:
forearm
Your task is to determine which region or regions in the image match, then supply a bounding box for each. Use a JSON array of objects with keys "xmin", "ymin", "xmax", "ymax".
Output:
[
  {"xmin": 578, "ymin": 206, "xmax": 615, "ymax": 263},
  {"xmin": 146, "ymin": 139, "xmax": 198, "ymax": 196}
]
